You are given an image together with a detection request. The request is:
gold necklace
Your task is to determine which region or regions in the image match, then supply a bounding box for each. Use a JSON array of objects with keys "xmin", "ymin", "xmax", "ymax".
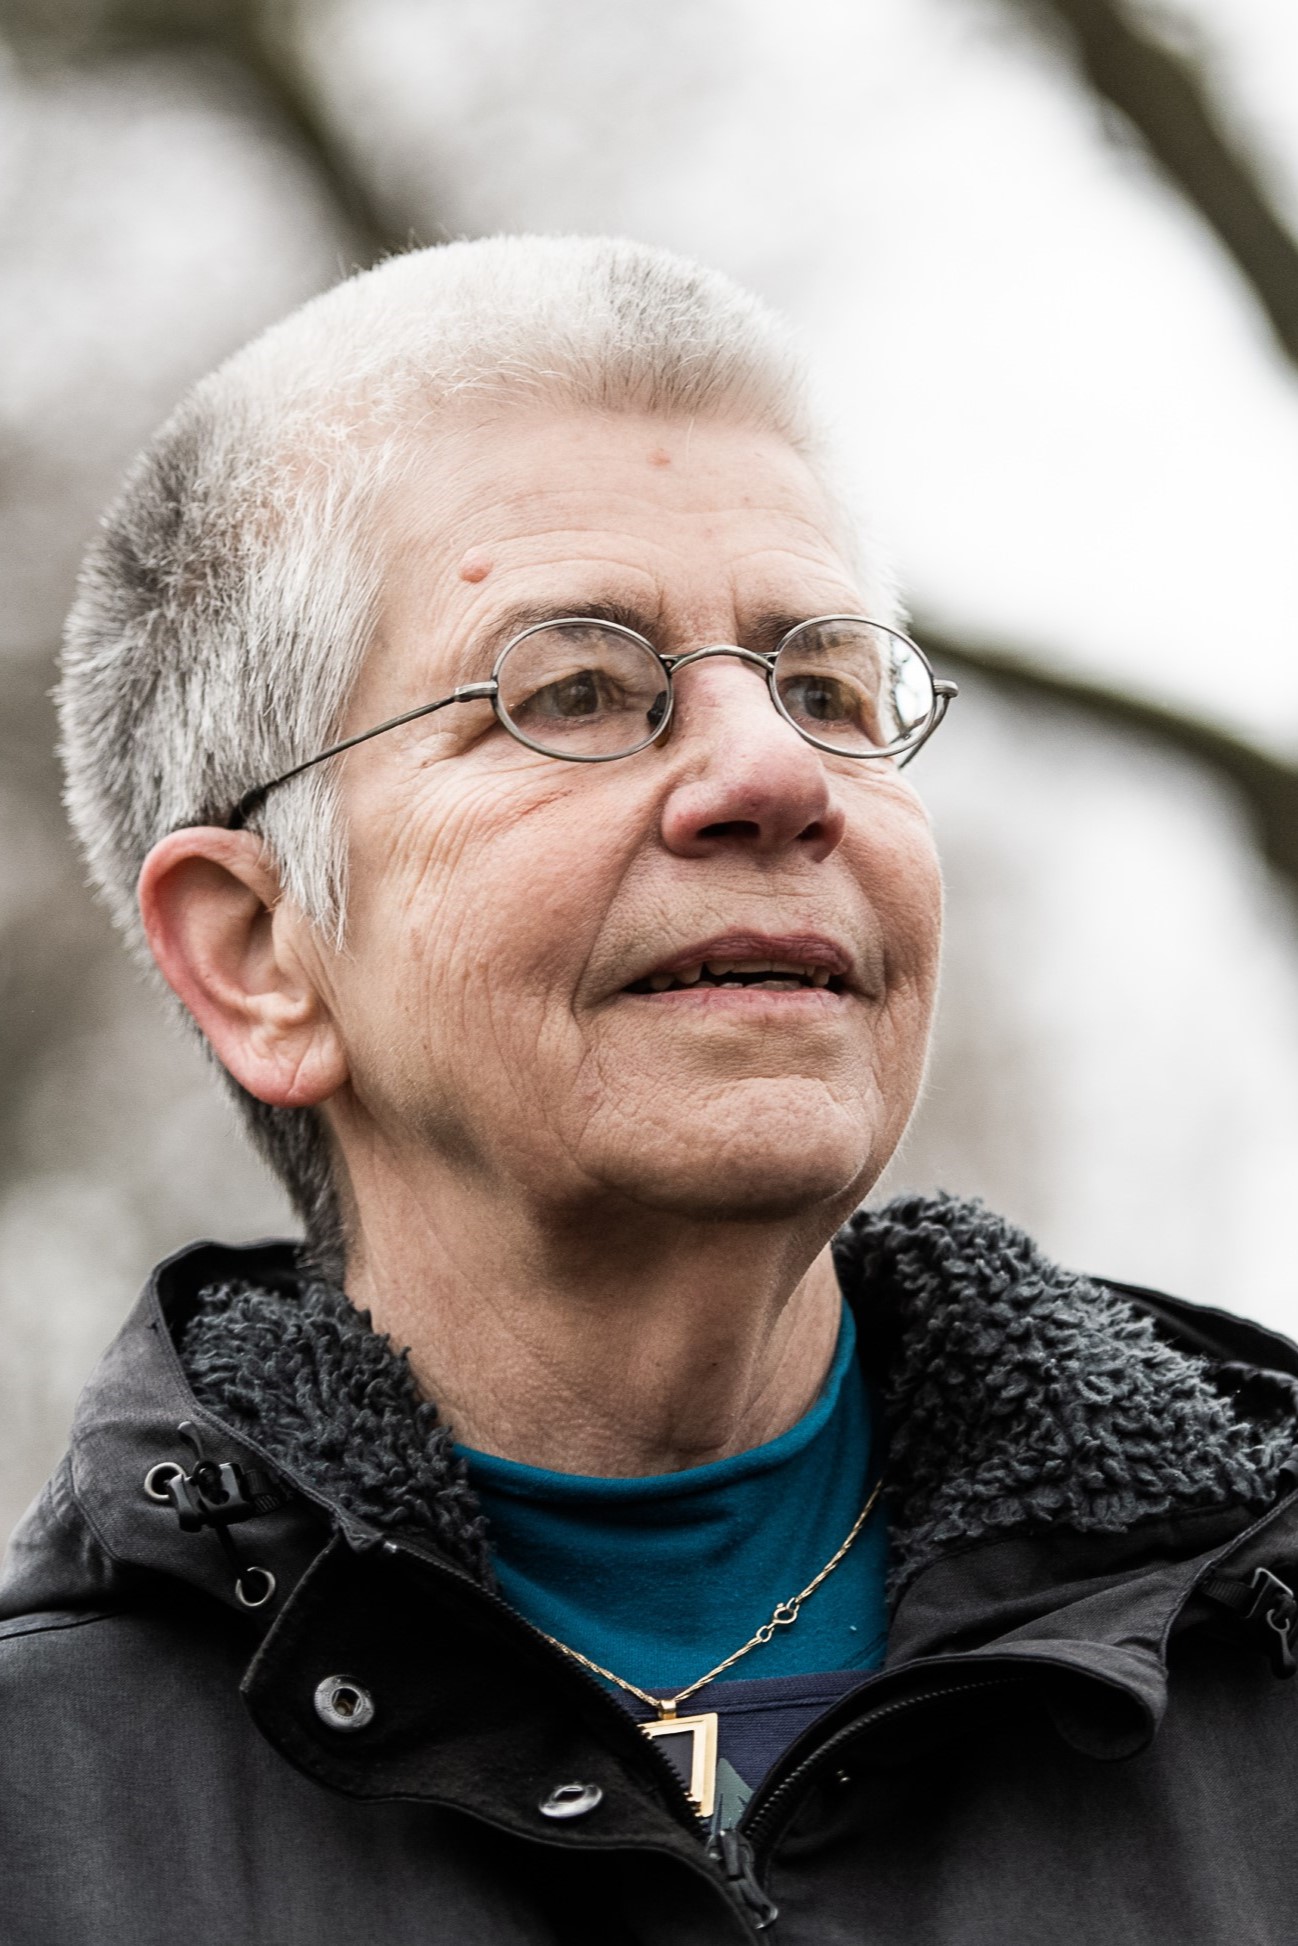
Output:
[{"xmin": 540, "ymin": 1474, "xmax": 884, "ymax": 1817}]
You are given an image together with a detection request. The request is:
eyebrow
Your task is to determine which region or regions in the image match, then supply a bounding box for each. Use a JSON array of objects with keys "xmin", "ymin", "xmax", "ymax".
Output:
[
  {"xmin": 471, "ymin": 597, "xmax": 663, "ymax": 668},
  {"xmin": 468, "ymin": 597, "xmax": 826, "ymax": 672}
]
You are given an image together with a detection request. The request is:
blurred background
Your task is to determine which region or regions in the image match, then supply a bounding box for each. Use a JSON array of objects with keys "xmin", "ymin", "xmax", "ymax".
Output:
[{"xmin": 2, "ymin": 0, "xmax": 1297, "ymax": 1544}]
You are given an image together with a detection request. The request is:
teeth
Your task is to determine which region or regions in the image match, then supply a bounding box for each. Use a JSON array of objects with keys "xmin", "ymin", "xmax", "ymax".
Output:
[
  {"xmin": 635, "ymin": 957, "xmax": 839, "ymax": 992},
  {"xmin": 701, "ymin": 958, "xmax": 833, "ymax": 979}
]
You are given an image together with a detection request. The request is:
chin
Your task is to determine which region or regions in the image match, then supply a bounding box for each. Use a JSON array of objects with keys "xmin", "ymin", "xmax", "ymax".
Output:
[
  {"xmin": 621, "ymin": 1161, "xmax": 871, "ymax": 1227},
  {"xmin": 600, "ymin": 1094, "xmax": 884, "ymax": 1224}
]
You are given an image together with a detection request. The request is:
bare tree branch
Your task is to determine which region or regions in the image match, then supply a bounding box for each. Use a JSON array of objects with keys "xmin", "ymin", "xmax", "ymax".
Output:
[
  {"xmin": 924, "ymin": 6, "xmax": 1298, "ymax": 876},
  {"xmin": 222, "ymin": 2, "xmax": 412, "ymax": 262},
  {"xmin": 1013, "ymin": 0, "xmax": 1298, "ymax": 370},
  {"xmin": 919, "ymin": 620, "xmax": 1298, "ymax": 888},
  {"xmin": 9, "ymin": 0, "xmax": 1294, "ymax": 883},
  {"xmin": 1, "ymin": 0, "xmax": 407, "ymax": 262}
]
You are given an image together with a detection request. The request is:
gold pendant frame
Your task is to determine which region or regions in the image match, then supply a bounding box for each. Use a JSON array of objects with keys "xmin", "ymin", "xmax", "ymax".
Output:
[{"xmin": 640, "ymin": 1711, "xmax": 719, "ymax": 1818}]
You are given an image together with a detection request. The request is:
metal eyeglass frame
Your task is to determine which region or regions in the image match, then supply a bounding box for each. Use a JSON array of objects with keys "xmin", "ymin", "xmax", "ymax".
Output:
[{"xmin": 226, "ymin": 613, "xmax": 958, "ymax": 830}]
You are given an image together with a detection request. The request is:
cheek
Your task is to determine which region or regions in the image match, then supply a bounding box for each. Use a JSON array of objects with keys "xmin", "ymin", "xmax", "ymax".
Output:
[
  {"xmin": 854, "ymin": 803, "xmax": 944, "ymax": 1024},
  {"xmin": 888, "ymin": 849, "xmax": 944, "ymax": 990},
  {"xmin": 338, "ymin": 768, "xmax": 631, "ymax": 1059}
]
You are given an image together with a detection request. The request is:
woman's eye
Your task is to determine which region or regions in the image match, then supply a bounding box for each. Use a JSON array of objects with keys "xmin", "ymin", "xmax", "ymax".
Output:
[
  {"xmin": 780, "ymin": 670, "xmax": 887, "ymax": 746},
  {"xmin": 787, "ymin": 676, "xmax": 859, "ymax": 723},
  {"xmin": 544, "ymin": 672, "xmax": 599, "ymax": 717},
  {"xmin": 524, "ymin": 669, "xmax": 625, "ymax": 719}
]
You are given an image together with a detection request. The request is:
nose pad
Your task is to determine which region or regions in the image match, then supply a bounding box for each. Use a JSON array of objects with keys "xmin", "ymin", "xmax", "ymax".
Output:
[
  {"xmin": 657, "ymin": 653, "xmax": 847, "ymax": 861},
  {"xmin": 656, "ymin": 646, "xmax": 778, "ymax": 748},
  {"xmin": 661, "ymin": 647, "xmax": 799, "ymax": 762}
]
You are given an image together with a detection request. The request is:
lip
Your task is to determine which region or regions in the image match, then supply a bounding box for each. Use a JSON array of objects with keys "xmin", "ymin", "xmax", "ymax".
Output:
[{"xmin": 622, "ymin": 930, "xmax": 855, "ymax": 993}]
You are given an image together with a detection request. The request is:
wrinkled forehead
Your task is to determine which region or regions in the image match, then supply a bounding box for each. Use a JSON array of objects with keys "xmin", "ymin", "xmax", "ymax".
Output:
[{"xmin": 369, "ymin": 403, "xmax": 862, "ymax": 692}]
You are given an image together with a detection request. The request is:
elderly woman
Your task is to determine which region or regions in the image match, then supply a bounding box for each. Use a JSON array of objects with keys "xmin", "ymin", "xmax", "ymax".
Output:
[{"xmin": 4, "ymin": 237, "xmax": 1298, "ymax": 1944}]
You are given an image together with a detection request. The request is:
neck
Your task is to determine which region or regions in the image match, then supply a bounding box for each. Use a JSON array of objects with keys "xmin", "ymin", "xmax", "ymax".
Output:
[{"xmin": 340, "ymin": 1154, "xmax": 845, "ymax": 1478}]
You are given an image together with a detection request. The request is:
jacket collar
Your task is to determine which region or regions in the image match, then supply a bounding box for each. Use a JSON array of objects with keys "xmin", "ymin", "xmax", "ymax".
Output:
[
  {"xmin": 834, "ymin": 1195, "xmax": 1298, "ymax": 1598},
  {"xmin": 165, "ymin": 1193, "xmax": 1298, "ymax": 1610},
  {"xmin": 0, "ymin": 1241, "xmax": 329, "ymax": 1624},
  {"xmin": 10, "ymin": 1198, "xmax": 1298, "ymax": 1755}
]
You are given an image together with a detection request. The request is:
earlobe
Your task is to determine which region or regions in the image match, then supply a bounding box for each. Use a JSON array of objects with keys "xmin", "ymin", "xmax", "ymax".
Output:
[{"xmin": 138, "ymin": 828, "xmax": 348, "ymax": 1109}]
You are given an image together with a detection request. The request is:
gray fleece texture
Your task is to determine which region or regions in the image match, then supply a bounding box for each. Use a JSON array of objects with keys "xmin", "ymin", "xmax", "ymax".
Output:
[
  {"xmin": 180, "ymin": 1194, "xmax": 1297, "ymax": 1601},
  {"xmin": 179, "ymin": 1277, "xmax": 493, "ymax": 1582},
  {"xmin": 833, "ymin": 1195, "xmax": 1296, "ymax": 1594}
]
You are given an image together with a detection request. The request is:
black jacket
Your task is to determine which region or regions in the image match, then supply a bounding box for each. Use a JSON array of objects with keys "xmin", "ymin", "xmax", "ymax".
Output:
[{"xmin": 5, "ymin": 1195, "xmax": 1298, "ymax": 1945}]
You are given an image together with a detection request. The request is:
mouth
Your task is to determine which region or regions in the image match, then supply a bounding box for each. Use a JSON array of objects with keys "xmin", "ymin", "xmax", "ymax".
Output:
[{"xmin": 622, "ymin": 933, "xmax": 852, "ymax": 997}]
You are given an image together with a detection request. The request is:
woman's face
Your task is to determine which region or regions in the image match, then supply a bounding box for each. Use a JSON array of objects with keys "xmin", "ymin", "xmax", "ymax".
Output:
[{"xmin": 311, "ymin": 407, "xmax": 943, "ymax": 1230}]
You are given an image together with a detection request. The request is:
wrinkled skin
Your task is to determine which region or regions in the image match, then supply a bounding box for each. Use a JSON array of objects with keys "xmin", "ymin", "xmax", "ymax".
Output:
[
  {"xmin": 141, "ymin": 406, "xmax": 944, "ymax": 1471},
  {"xmin": 328, "ymin": 410, "xmax": 941, "ymax": 1217}
]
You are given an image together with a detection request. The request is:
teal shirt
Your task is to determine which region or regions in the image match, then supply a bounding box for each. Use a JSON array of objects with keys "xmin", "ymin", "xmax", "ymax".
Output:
[{"xmin": 459, "ymin": 1302, "xmax": 887, "ymax": 1695}]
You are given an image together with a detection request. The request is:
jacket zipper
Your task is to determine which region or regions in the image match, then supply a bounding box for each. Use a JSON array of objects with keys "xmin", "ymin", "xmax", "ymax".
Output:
[
  {"xmin": 384, "ymin": 1537, "xmax": 788, "ymax": 1933},
  {"xmin": 707, "ymin": 1825, "xmax": 781, "ymax": 1932},
  {"xmin": 740, "ymin": 1670, "xmax": 1031, "ymax": 1854},
  {"xmin": 272, "ymin": 1526, "xmax": 1031, "ymax": 1934},
  {"xmin": 151, "ymin": 1406, "xmax": 1029, "ymax": 1940}
]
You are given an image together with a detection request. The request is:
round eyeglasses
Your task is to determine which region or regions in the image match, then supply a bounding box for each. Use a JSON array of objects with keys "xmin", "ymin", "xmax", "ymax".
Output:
[{"xmin": 227, "ymin": 615, "xmax": 957, "ymax": 829}]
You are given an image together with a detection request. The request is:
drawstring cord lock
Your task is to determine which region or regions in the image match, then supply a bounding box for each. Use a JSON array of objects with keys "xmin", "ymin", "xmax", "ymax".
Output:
[{"xmin": 146, "ymin": 1422, "xmax": 285, "ymax": 1609}]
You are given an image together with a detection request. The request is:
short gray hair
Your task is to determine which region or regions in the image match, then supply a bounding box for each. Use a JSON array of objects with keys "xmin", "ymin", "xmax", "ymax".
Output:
[{"xmin": 59, "ymin": 234, "xmax": 892, "ymax": 1268}]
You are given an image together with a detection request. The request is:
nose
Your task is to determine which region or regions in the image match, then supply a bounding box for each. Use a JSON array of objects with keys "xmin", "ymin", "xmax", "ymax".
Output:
[{"xmin": 657, "ymin": 650, "xmax": 847, "ymax": 863}]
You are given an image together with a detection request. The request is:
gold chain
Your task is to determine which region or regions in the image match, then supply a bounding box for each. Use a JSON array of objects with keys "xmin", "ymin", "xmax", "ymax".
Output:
[{"xmin": 539, "ymin": 1474, "xmax": 884, "ymax": 1719}]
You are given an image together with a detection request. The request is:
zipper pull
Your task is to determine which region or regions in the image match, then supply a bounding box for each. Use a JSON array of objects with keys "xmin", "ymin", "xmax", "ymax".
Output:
[
  {"xmin": 707, "ymin": 1825, "xmax": 779, "ymax": 1932},
  {"xmin": 1256, "ymin": 1572, "xmax": 1298, "ymax": 1679},
  {"xmin": 1202, "ymin": 1565, "xmax": 1298, "ymax": 1679}
]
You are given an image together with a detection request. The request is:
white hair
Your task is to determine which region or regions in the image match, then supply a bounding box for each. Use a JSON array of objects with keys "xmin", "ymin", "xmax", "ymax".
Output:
[{"xmin": 58, "ymin": 233, "xmax": 895, "ymax": 1264}]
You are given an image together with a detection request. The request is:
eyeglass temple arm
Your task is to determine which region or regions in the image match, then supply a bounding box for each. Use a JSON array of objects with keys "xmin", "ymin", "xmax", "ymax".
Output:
[
  {"xmin": 227, "ymin": 683, "xmax": 498, "ymax": 830},
  {"xmin": 226, "ymin": 658, "xmax": 960, "ymax": 826},
  {"xmin": 897, "ymin": 677, "xmax": 959, "ymax": 771}
]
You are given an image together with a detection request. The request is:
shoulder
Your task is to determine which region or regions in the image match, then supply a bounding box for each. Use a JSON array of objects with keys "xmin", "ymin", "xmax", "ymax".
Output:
[
  {"xmin": 0, "ymin": 1585, "xmax": 251, "ymax": 1748},
  {"xmin": 0, "ymin": 1465, "xmax": 255, "ymax": 1773}
]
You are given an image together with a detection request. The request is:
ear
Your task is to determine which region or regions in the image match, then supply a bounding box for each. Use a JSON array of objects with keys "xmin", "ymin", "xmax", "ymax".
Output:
[{"xmin": 138, "ymin": 828, "xmax": 348, "ymax": 1109}]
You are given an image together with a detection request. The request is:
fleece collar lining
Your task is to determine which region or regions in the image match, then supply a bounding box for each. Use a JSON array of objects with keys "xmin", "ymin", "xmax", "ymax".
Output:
[{"xmin": 178, "ymin": 1195, "xmax": 1297, "ymax": 1602}]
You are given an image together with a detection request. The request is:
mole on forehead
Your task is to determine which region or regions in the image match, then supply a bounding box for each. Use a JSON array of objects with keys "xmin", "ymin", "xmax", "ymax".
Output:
[
  {"xmin": 457, "ymin": 547, "xmax": 494, "ymax": 583},
  {"xmin": 646, "ymin": 446, "xmax": 672, "ymax": 468}
]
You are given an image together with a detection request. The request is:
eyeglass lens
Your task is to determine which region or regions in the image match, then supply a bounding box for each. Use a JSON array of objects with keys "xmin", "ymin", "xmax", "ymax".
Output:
[
  {"xmin": 494, "ymin": 618, "xmax": 935, "ymax": 760},
  {"xmin": 497, "ymin": 622, "xmax": 669, "ymax": 759},
  {"xmin": 772, "ymin": 617, "xmax": 935, "ymax": 754}
]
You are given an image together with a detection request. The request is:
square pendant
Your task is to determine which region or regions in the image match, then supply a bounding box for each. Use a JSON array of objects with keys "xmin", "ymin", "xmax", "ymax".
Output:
[{"xmin": 640, "ymin": 1712, "xmax": 718, "ymax": 1817}]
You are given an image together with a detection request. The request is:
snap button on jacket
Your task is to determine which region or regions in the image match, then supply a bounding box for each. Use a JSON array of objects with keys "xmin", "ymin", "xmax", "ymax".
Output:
[{"xmin": 4, "ymin": 1198, "xmax": 1298, "ymax": 1945}]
